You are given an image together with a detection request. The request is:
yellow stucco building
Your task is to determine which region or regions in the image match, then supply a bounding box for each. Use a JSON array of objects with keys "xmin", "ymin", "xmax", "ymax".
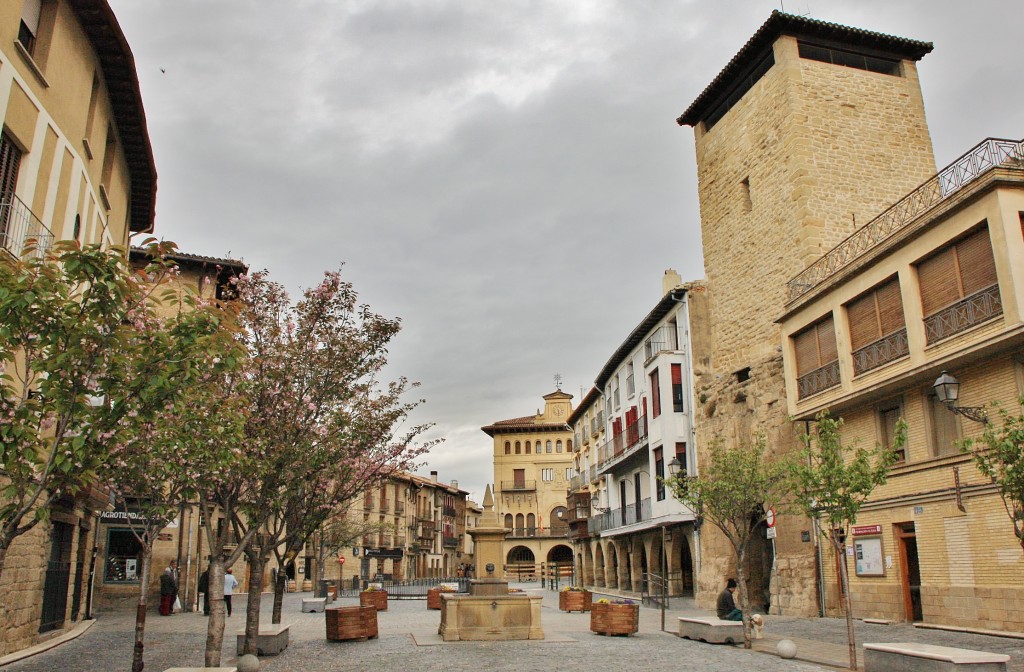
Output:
[
  {"xmin": 0, "ymin": 0, "xmax": 156, "ymax": 654},
  {"xmin": 483, "ymin": 390, "xmax": 575, "ymax": 579}
]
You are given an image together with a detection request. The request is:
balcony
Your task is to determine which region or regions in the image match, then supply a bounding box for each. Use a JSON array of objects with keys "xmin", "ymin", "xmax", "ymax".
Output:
[
  {"xmin": 597, "ymin": 415, "xmax": 648, "ymax": 471},
  {"xmin": 379, "ymin": 500, "xmax": 389, "ymax": 513},
  {"xmin": 509, "ymin": 527, "xmax": 568, "ymax": 538},
  {"xmin": 587, "ymin": 498, "xmax": 652, "ymax": 534},
  {"xmin": 591, "ymin": 412, "xmax": 604, "ymax": 437},
  {"xmin": 501, "ymin": 480, "xmax": 536, "ymax": 492},
  {"xmin": 588, "ymin": 465, "xmax": 598, "ymax": 484},
  {"xmin": 852, "ymin": 328, "xmax": 909, "ymax": 375},
  {"xmin": 797, "ymin": 361, "xmax": 840, "ymax": 399},
  {"xmin": 644, "ymin": 326, "xmax": 678, "ymax": 360},
  {"xmin": 787, "ymin": 138, "xmax": 1024, "ymax": 303},
  {"xmin": 442, "ymin": 536, "xmax": 458, "ymax": 548},
  {"xmin": 395, "ymin": 536, "xmax": 406, "ymax": 547},
  {"xmin": 394, "ymin": 501, "xmax": 405, "ymax": 514},
  {"xmin": 443, "ymin": 506, "xmax": 457, "ymax": 518},
  {"xmin": 924, "ymin": 285, "xmax": 1002, "ymax": 345},
  {"xmin": 1, "ymin": 194, "xmax": 54, "ymax": 258}
]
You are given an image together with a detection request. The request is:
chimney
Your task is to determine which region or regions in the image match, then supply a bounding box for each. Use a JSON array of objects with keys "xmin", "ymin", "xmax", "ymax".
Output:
[
  {"xmin": 430, "ymin": 470, "xmax": 438, "ymax": 482},
  {"xmin": 450, "ymin": 480, "xmax": 458, "ymax": 489},
  {"xmin": 662, "ymin": 268, "xmax": 682, "ymax": 296}
]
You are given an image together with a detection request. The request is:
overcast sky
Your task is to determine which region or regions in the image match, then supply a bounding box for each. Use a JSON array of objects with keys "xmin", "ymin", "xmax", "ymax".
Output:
[{"xmin": 107, "ymin": 0, "xmax": 1022, "ymax": 503}]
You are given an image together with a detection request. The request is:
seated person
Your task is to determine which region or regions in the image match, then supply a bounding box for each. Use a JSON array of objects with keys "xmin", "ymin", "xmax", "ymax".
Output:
[{"xmin": 716, "ymin": 578, "xmax": 743, "ymax": 621}]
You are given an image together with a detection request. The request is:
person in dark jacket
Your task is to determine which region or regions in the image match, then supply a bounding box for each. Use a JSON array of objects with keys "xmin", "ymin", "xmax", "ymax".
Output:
[
  {"xmin": 198, "ymin": 567, "xmax": 210, "ymax": 615},
  {"xmin": 716, "ymin": 578, "xmax": 743, "ymax": 621},
  {"xmin": 159, "ymin": 560, "xmax": 178, "ymax": 616}
]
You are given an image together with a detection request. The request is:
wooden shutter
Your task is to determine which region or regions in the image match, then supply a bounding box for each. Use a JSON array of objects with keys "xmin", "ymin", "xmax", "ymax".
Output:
[
  {"xmin": 846, "ymin": 292, "xmax": 879, "ymax": 351},
  {"xmin": 671, "ymin": 364, "xmax": 682, "ymax": 385},
  {"xmin": 0, "ymin": 133, "xmax": 22, "ymax": 199},
  {"xmin": 817, "ymin": 316, "xmax": 838, "ymax": 364},
  {"xmin": 956, "ymin": 227, "xmax": 997, "ymax": 295},
  {"xmin": 875, "ymin": 278, "xmax": 905, "ymax": 335},
  {"xmin": 917, "ymin": 247, "xmax": 960, "ymax": 316},
  {"xmin": 650, "ymin": 369, "xmax": 661, "ymax": 417}
]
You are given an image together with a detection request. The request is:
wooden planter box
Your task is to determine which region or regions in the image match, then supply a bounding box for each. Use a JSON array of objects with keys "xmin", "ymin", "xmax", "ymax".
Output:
[
  {"xmin": 427, "ymin": 588, "xmax": 443, "ymax": 610},
  {"xmin": 590, "ymin": 602, "xmax": 639, "ymax": 636},
  {"xmin": 359, "ymin": 590, "xmax": 388, "ymax": 611},
  {"xmin": 559, "ymin": 590, "xmax": 592, "ymax": 612},
  {"xmin": 326, "ymin": 605, "xmax": 378, "ymax": 642}
]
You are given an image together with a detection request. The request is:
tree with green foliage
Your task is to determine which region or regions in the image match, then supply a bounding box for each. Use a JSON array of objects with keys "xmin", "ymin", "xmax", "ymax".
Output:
[
  {"xmin": 0, "ymin": 240, "xmax": 207, "ymax": 652},
  {"xmin": 791, "ymin": 412, "xmax": 904, "ymax": 671},
  {"xmin": 667, "ymin": 434, "xmax": 792, "ymax": 649},
  {"xmin": 960, "ymin": 397, "xmax": 1024, "ymax": 554}
]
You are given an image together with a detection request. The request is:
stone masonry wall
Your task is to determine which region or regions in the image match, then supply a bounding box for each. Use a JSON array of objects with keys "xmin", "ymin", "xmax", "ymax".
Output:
[{"xmin": 688, "ymin": 33, "xmax": 939, "ymax": 616}]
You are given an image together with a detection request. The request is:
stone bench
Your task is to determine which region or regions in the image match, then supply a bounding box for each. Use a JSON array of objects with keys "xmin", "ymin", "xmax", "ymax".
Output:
[
  {"xmin": 864, "ymin": 643, "xmax": 1010, "ymax": 672},
  {"xmin": 678, "ymin": 616, "xmax": 744, "ymax": 644},
  {"xmin": 302, "ymin": 597, "xmax": 327, "ymax": 613},
  {"xmin": 236, "ymin": 623, "xmax": 290, "ymax": 656},
  {"xmin": 165, "ymin": 668, "xmax": 236, "ymax": 672}
]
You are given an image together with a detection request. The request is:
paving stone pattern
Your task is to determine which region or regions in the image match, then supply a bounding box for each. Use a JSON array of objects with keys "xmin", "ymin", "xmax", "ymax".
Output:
[{"xmin": 5, "ymin": 585, "xmax": 1022, "ymax": 671}]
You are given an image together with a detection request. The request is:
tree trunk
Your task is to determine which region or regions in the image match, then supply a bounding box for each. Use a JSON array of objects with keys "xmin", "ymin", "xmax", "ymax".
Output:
[
  {"xmin": 204, "ymin": 557, "xmax": 226, "ymax": 668},
  {"xmin": 243, "ymin": 549, "xmax": 266, "ymax": 655},
  {"xmin": 736, "ymin": 546, "xmax": 752, "ymax": 649},
  {"xmin": 834, "ymin": 535, "xmax": 857, "ymax": 670},
  {"xmin": 0, "ymin": 540, "xmax": 10, "ymax": 655},
  {"xmin": 271, "ymin": 566, "xmax": 287, "ymax": 625},
  {"xmin": 131, "ymin": 546, "xmax": 153, "ymax": 672}
]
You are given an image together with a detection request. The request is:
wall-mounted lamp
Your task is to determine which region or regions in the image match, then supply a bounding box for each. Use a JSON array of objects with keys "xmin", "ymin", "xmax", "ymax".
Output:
[
  {"xmin": 933, "ymin": 371, "xmax": 988, "ymax": 424},
  {"xmin": 590, "ymin": 492, "xmax": 609, "ymax": 514},
  {"xmin": 667, "ymin": 456, "xmax": 683, "ymax": 478}
]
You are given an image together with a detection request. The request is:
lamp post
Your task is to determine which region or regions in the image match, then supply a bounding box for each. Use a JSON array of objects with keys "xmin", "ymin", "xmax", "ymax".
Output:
[{"xmin": 933, "ymin": 371, "xmax": 988, "ymax": 424}]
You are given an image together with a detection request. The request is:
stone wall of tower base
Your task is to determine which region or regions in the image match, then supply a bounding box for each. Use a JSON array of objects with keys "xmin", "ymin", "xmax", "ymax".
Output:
[{"xmin": 692, "ymin": 352, "xmax": 820, "ymax": 617}]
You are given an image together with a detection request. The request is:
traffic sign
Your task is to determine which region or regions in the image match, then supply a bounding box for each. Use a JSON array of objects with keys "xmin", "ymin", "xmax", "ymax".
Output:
[
  {"xmin": 766, "ymin": 527, "xmax": 777, "ymax": 539},
  {"xmin": 337, "ymin": 556, "xmax": 345, "ymax": 564},
  {"xmin": 766, "ymin": 507, "xmax": 776, "ymax": 528}
]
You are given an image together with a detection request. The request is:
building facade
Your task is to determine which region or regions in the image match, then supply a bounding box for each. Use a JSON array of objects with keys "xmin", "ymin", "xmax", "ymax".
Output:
[
  {"xmin": 0, "ymin": 0, "xmax": 156, "ymax": 654},
  {"xmin": 677, "ymin": 11, "xmax": 938, "ymax": 615},
  {"xmin": 483, "ymin": 391, "xmax": 575, "ymax": 579},
  {"xmin": 567, "ymin": 271, "xmax": 708, "ymax": 597},
  {"xmin": 779, "ymin": 138, "xmax": 1024, "ymax": 630}
]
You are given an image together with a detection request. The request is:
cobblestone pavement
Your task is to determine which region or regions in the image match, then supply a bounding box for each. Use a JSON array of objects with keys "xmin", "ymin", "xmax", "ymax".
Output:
[{"xmin": 5, "ymin": 584, "xmax": 1023, "ymax": 671}]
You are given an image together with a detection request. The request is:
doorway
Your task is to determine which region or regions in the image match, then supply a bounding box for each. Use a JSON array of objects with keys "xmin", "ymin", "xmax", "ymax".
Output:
[
  {"xmin": 896, "ymin": 522, "xmax": 922, "ymax": 622},
  {"xmin": 39, "ymin": 521, "xmax": 73, "ymax": 633}
]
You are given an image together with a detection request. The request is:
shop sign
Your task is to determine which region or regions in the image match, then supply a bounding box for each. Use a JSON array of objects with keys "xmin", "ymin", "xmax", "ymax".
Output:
[
  {"xmin": 852, "ymin": 524, "xmax": 882, "ymax": 536},
  {"xmin": 100, "ymin": 510, "xmax": 150, "ymax": 524},
  {"xmin": 363, "ymin": 548, "xmax": 404, "ymax": 559}
]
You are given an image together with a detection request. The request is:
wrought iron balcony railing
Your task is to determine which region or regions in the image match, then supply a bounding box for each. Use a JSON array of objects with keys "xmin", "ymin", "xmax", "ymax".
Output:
[
  {"xmin": 787, "ymin": 138, "xmax": 1024, "ymax": 302},
  {"xmin": 501, "ymin": 480, "xmax": 536, "ymax": 492},
  {"xmin": 1, "ymin": 194, "xmax": 54, "ymax": 258},
  {"xmin": 924, "ymin": 284, "xmax": 1002, "ymax": 345},
  {"xmin": 587, "ymin": 498, "xmax": 652, "ymax": 534},
  {"xmin": 797, "ymin": 360, "xmax": 840, "ymax": 400},
  {"xmin": 852, "ymin": 328, "xmax": 909, "ymax": 376},
  {"xmin": 597, "ymin": 414, "xmax": 648, "ymax": 469}
]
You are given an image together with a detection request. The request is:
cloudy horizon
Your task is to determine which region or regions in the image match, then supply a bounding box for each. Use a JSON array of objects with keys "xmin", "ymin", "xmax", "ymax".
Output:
[{"xmin": 107, "ymin": 0, "xmax": 1023, "ymax": 503}]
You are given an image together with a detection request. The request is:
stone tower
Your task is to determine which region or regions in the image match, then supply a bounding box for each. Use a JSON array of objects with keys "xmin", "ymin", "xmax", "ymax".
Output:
[{"xmin": 677, "ymin": 12, "xmax": 937, "ymax": 615}]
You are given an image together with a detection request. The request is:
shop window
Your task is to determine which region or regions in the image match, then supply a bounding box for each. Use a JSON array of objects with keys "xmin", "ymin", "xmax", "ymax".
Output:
[{"xmin": 104, "ymin": 528, "xmax": 142, "ymax": 583}]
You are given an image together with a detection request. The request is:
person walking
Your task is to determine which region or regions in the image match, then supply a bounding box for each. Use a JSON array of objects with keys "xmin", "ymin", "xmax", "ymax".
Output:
[
  {"xmin": 716, "ymin": 578, "xmax": 743, "ymax": 621},
  {"xmin": 159, "ymin": 560, "xmax": 178, "ymax": 616},
  {"xmin": 224, "ymin": 567, "xmax": 239, "ymax": 617},
  {"xmin": 198, "ymin": 567, "xmax": 210, "ymax": 616}
]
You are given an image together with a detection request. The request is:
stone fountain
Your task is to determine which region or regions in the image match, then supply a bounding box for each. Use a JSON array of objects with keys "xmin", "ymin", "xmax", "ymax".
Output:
[{"xmin": 437, "ymin": 485, "xmax": 543, "ymax": 641}]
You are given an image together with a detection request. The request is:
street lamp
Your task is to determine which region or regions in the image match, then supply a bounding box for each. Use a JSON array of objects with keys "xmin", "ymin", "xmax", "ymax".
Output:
[
  {"xmin": 590, "ymin": 492, "xmax": 609, "ymax": 514},
  {"xmin": 667, "ymin": 456, "xmax": 684, "ymax": 478},
  {"xmin": 932, "ymin": 370, "xmax": 988, "ymax": 424}
]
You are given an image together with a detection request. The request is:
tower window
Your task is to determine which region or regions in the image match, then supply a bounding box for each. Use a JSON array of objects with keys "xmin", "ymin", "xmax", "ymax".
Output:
[{"xmin": 798, "ymin": 41, "xmax": 900, "ymax": 76}]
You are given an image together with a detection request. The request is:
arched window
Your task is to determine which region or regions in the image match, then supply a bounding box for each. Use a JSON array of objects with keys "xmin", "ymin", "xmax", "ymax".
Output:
[
  {"xmin": 504, "ymin": 441, "xmax": 511, "ymax": 455},
  {"xmin": 526, "ymin": 513, "xmax": 536, "ymax": 536},
  {"xmin": 525, "ymin": 441, "xmax": 531, "ymax": 454},
  {"xmin": 567, "ymin": 439, "xmax": 573, "ymax": 451},
  {"xmin": 546, "ymin": 440, "xmax": 553, "ymax": 453},
  {"xmin": 556, "ymin": 440, "xmax": 563, "ymax": 453},
  {"xmin": 515, "ymin": 441, "xmax": 521, "ymax": 454},
  {"xmin": 504, "ymin": 514, "xmax": 513, "ymax": 529},
  {"xmin": 515, "ymin": 513, "xmax": 525, "ymax": 536}
]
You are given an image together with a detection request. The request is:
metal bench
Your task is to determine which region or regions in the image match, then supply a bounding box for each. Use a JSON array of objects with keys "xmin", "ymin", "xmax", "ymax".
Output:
[{"xmin": 864, "ymin": 642, "xmax": 1010, "ymax": 672}]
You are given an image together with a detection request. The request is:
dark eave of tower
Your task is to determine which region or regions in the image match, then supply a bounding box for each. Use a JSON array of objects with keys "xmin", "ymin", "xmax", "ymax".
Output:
[{"xmin": 677, "ymin": 10, "xmax": 933, "ymax": 127}]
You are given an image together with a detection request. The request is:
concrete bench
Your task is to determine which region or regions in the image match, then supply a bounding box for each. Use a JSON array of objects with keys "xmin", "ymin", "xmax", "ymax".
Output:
[
  {"xmin": 678, "ymin": 616, "xmax": 744, "ymax": 644},
  {"xmin": 165, "ymin": 668, "xmax": 236, "ymax": 672},
  {"xmin": 302, "ymin": 597, "xmax": 327, "ymax": 613},
  {"xmin": 864, "ymin": 643, "xmax": 1010, "ymax": 672},
  {"xmin": 236, "ymin": 623, "xmax": 290, "ymax": 656}
]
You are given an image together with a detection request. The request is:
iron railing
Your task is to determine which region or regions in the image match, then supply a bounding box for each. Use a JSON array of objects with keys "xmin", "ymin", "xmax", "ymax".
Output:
[
  {"xmin": 587, "ymin": 498, "xmax": 652, "ymax": 534},
  {"xmin": 508, "ymin": 526, "xmax": 569, "ymax": 538},
  {"xmin": 787, "ymin": 138, "xmax": 1024, "ymax": 302},
  {"xmin": 797, "ymin": 360, "xmax": 840, "ymax": 399},
  {"xmin": 924, "ymin": 284, "xmax": 1002, "ymax": 344},
  {"xmin": 644, "ymin": 325, "xmax": 679, "ymax": 360},
  {"xmin": 501, "ymin": 480, "xmax": 536, "ymax": 492},
  {"xmin": 588, "ymin": 465, "xmax": 598, "ymax": 483},
  {"xmin": 852, "ymin": 328, "xmax": 909, "ymax": 375},
  {"xmin": 1, "ymin": 194, "xmax": 54, "ymax": 258},
  {"xmin": 597, "ymin": 414, "xmax": 648, "ymax": 469}
]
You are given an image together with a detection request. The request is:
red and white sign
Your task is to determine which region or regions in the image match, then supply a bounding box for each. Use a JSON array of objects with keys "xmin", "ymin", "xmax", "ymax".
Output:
[
  {"xmin": 852, "ymin": 524, "xmax": 882, "ymax": 536},
  {"xmin": 337, "ymin": 556, "xmax": 346, "ymax": 564},
  {"xmin": 765, "ymin": 507, "xmax": 776, "ymax": 528}
]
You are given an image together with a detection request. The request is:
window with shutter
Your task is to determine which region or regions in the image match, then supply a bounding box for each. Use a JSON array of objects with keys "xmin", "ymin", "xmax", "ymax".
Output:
[
  {"xmin": 650, "ymin": 368, "xmax": 661, "ymax": 418},
  {"xmin": 918, "ymin": 226, "xmax": 1001, "ymax": 343},
  {"xmin": 793, "ymin": 315, "xmax": 840, "ymax": 398},
  {"xmin": 848, "ymin": 277, "xmax": 908, "ymax": 374}
]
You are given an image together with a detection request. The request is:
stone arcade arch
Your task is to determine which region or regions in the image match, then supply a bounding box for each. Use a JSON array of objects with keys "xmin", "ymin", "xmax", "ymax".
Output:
[
  {"xmin": 593, "ymin": 543, "xmax": 606, "ymax": 587},
  {"xmin": 606, "ymin": 542, "xmax": 619, "ymax": 590}
]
